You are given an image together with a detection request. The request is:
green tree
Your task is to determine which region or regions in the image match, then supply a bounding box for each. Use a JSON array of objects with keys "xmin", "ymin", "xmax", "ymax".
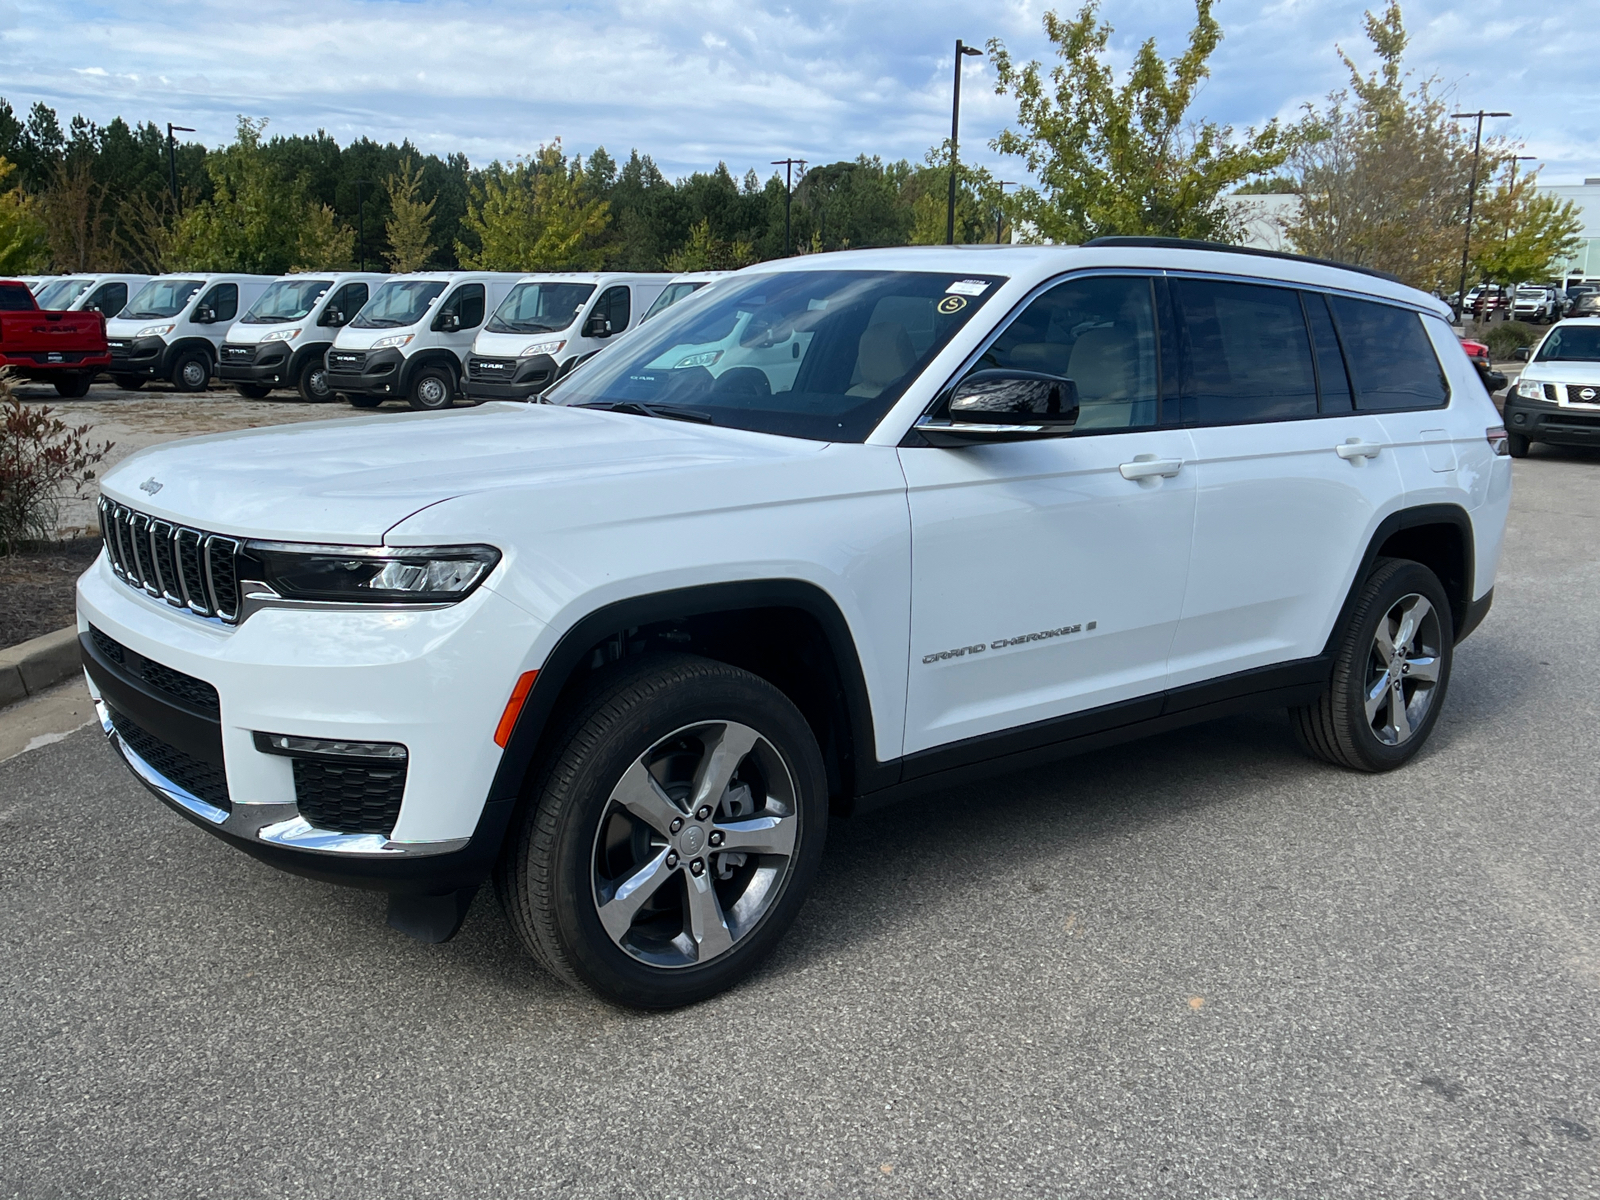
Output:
[
  {"xmin": 384, "ymin": 154, "xmax": 436, "ymax": 271},
  {"xmin": 906, "ymin": 142, "xmax": 1016, "ymax": 244},
  {"xmin": 989, "ymin": 0, "xmax": 1288, "ymax": 243},
  {"xmin": 296, "ymin": 203, "xmax": 355, "ymax": 269},
  {"xmin": 1471, "ymin": 164, "xmax": 1582, "ymax": 287},
  {"xmin": 456, "ymin": 143, "xmax": 609, "ymax": 270},
  {"xmin": 172, "ymin": 117, "xmax": 311, "ymax": 273},
  {"xmin": 0, "ymin": 156, "xmax": 50, "ymax": 273},
  {"xmin": 664, "ymin": 217, "xmax": 755, "ymax": 271}
]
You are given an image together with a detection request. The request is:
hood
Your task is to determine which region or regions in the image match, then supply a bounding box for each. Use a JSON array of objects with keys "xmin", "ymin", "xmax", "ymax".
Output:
[
  {"xmin": 1521, "ymin": 360, "xmax": 1600, "ymax": 387},
  {"xmin": 224, "ymin": 321, "xmax": 303, "ymax": 346},
  {"xmin": 334, "ymin": 324, "xmax": 420, "ymax": 350},
  {"xmin": 98, "ymin": 402, "xmax": 827, "ymax": 544},
  {"xmin": 473, "ymin": 328, "xmax": 572, "ymax": 357},
  {"xmin": 106, "ymin": 316, "xmax": 171, "ymax": 338}
]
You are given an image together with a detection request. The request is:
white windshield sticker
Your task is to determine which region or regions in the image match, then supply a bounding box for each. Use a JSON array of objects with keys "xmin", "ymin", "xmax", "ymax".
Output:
[{"xmin": 946, "ymin": 279, "xmax": 990, "ymax": 296}]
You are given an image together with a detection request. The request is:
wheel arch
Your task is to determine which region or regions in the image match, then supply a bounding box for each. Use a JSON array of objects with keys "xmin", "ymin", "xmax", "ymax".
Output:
[
  {"xmin": 163, "ymin": 336, "xmax": 217, "ymax": 373},
  {"xmin": 399, "ymin": 348, "xmax": 463, "ymax": 395},
  {"xmin": 1327, "ymin": 503, "xmax": 1477, "ymax": 651},
  {"xmin": 289, "ymin": 341, "xmax": 333, "ymax": 378},
  {"xmin": 485, "ymin": 580, "xmax": 889, "ymax": 837}
]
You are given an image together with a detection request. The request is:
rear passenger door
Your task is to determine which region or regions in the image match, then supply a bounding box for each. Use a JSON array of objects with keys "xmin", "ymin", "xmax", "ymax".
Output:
[{"xmin": 1165, "ymin": 278, "xmax": 1405, "ymax": 691}]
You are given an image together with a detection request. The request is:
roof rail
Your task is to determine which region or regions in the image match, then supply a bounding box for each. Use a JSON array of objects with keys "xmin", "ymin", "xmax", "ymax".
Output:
[{"xmin": 1082, "ymin": 236, "xmax": 1406, "ymax": 287}]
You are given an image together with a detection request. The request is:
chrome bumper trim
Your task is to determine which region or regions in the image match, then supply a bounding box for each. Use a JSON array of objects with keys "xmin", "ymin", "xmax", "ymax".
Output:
[{"xmin": 98, "ymin": 701, "xmax": 471, "ymax": 858}]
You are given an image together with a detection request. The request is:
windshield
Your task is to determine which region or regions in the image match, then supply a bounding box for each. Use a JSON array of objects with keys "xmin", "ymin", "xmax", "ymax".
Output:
[
  {"xmin": 351, "ymin": 280, "xmax": 447, "ymax": 328},
  {"xmin": 242, "ymin": 278, "xmax": 333, "ymax": 324},
  {"xmin": 642, "ymin": 281, "xmax": 706, "ymax": 322},
  {"xmin": 124, "ymin": 278, "xmax": 203, "ymax": 319},
  {"xmin": 1517, "ymin": 287, "xmax": 1548, "ymax": 298},
  {"xmin": 486, "ymin": 282, "xmax": 596, "ymax": 334},
  {"xmin": 1535, "ymin": 326, "xmax": 1600, "ymax": 363},
  {"xmin": 545, "ymin": 270, "xmax": 1003, "ymax": 442},
  {"xmin": 34, "ymin": 278, "xmax": 92, "ymax": 309}
]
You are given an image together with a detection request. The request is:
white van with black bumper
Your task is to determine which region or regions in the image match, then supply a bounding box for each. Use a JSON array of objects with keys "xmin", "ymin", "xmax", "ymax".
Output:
[
  {"xmin": 325, "ymin": 272, "xmax": 521, "ymax": 410},
  {"xmin": 219, "ymin": 273, "xmax": 385, "ymax": 401},
  {"xmin": 105, "ymin": 274, "xmax": 273, "ymax": 392},
  {"xmin": 34, "ymin": 274, "xmax": 152, "ymax": 317},
  {"xmin": 463, "ymin": 272, "xmax": 671, "ymax": 402},
  {"xmin": 81, "ymin": 239, "xmax": 1510, "ymax": 1010}
]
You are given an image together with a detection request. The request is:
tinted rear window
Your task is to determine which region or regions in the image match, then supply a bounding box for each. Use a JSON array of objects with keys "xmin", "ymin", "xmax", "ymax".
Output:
[
  {"xmin": 1174, "ymin": 278, "xmax": 1318, "ymax": 423},
  {"xmin": 0, "ymin": 284, "xmax": 35, "ymax": 311},
  {"xmin": 1329, "ymin": 297, "xmax": 1448, "ymax": 410}
]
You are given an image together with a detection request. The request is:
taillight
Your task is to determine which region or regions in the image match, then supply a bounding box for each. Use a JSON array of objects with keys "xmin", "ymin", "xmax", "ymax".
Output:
[{"xmin": 1487, "ymin": 426, "xmax": 1509, "ymax": 456}]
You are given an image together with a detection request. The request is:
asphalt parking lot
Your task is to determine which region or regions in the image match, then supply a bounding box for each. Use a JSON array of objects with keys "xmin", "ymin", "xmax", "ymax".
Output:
[{"xmin": 3, "ymin": 445, "xmax": 1598, "ymax": 1199}]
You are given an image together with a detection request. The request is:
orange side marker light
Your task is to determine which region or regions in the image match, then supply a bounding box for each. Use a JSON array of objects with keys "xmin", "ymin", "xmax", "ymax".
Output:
[{"xmin": 494, "ymin": 670, "xmax": 538, "ymax": 747}]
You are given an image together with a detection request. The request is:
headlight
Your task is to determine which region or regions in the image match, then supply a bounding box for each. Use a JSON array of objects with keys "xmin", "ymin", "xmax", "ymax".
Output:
[
  {"xmin": 675, "ymin": 350, "xmax": 722, "ymax": 368},
  {"xmin": 520, "ymin": 339, "xmax": 565, "ymax": 358},
  {"xmin": 136, "ymin": 323, "xmax": 176, "ymax": 338},
  {"xmin": 261, "ymin": 328, "xmax": 301, "ymax": 343},
  {"xmin": 371, "ymin": 333, "xmax": 414, "ymax": 350},
  {"xmin": 238, "ymin": 542, "xmax": 501, "ymax": 605},
  {"xmin": 1517, "ymin": 379, "xmax": 1545, "ymax": 399}
]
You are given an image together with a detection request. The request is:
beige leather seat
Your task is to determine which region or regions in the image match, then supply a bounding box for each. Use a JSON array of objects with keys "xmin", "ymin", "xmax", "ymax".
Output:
[
  {"xmin": 1066, "ymin": 327, "xmax": 1135, "ymax": 401},
  {"xmin": 847, "ymin": 322, "xmax": 915, "ymax": 398}
]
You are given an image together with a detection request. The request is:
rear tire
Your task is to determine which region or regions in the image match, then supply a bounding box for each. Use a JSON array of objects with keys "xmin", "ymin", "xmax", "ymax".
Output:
[
  {"xmin": 496, "ymin": 653, "xmax": 828, "ymax": 1009},
  {"xmin": 52, "ymin": 371, "xmax": 93, "ymax": 398},
  {"xmin": 1292, "ymin": 558, "xmax": 1453, "ymax": 772},
  {"xmin": 345, "ymin": 393, "xmax": 383, "ymax": 409},
  {"xmin": 1507, "ymin": 432, "xmax": 1531, "ymax": 458},
  {"xmin": 171, "ymin": 351, "xmax": 211, "ymax": 393},
  {"xmin": 234, "ymin": 383, "xmax": 272, "ymax": 399},
  {"xmin": 297, "ymin": 356, "xmax": 333, "ymax": 403},
  {"xmin": 407, "ymin": 365, "xmax": 455, "ymax": 411},
  {"xmin": 111, "ymin": 374, "xmax": 145, "ymax": 392}
]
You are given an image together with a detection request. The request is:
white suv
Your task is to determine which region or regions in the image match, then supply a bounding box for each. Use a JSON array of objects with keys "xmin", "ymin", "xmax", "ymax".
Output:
[{"xmin": 78, "ymin": 241, "xmax": 1511, "ymax": 1008}]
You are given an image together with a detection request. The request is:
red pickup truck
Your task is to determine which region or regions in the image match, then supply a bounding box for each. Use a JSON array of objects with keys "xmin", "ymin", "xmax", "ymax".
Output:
[{"xmin": 0, "ymin": 278, "xmax": 110, "ymax": 397}]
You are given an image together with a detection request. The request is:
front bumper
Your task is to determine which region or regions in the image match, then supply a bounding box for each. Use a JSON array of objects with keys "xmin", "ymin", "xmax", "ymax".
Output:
[
  {"xmin": 1504, "ymin": 394, "xmax": 1600, "ymax": 446},
  {"xmin": 463, "ymin": 353, "xmax": 556, "ymax": 402},
  {"xmin": 325, "ymin": 346, "xmax": 404, "ymax": 397},
  {"xmin": 107, "ymin": 335, "xmax": 169, "ymax": 377},
  {"xmin": 218, "ymin": 342, "xmax": 292, "ymax": 385},
  {"xmin": 77, "ymin": 553, "xmax": 545, "ymax": 893}
]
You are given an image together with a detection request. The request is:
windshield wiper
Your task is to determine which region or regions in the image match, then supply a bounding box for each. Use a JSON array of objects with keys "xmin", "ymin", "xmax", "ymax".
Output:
[{"xmin": 578, "ymin": 400, "xmax": 714, "ymax": 424}]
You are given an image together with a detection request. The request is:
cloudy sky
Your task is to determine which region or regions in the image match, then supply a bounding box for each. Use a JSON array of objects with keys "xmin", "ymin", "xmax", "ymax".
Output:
[{"xmin": 2, "ymin": 0, "xmax": 1595, "ymax": 185}]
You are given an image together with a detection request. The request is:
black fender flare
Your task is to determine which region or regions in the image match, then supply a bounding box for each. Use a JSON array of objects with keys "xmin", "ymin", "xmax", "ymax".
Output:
[
  {"xmin": 398, "ymin": 349, "xmax": 464, "ymax": 397},
  {"xmin": 482, "ymin": 579, "xmax": 890, "ymax": 844},
  {"xmin": 288, "ymin": 341, "xmax": 334, "ymax": 380},
  {"xmin": 161, "ymin": 337, "xmax": 218, "ymax": 375}
]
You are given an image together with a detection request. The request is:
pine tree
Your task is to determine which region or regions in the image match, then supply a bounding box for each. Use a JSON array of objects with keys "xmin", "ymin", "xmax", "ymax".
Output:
[
  {"xmin": 456, "ymin": 143, "xmax": 609, "ymax": 270},
  {"xmin": 384, "ymin": 154, "xmax": 435, "ymax": 272}
]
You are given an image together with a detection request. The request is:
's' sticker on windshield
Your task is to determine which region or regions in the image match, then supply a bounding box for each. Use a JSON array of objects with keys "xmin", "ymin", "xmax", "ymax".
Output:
[
  {"xmin": 946, "ymin": 279, "xmax": 991, "ymax": 296},
  {"xmin": 937, "ymin": 295, "xmax": 968, "ymax": 315}
]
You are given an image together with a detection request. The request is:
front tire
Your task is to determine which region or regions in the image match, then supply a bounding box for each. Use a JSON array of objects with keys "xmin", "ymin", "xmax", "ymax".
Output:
[
  {"xmin": 496, "ymin": 654, "xmax": 828, "ymax": 1009},
  {"xmin": 297, "ymin": 356, "xmax": 333, "ymax": 403},
  {"xmin": 1292, "ymin": 558, "xmax": 1453, "ymax": 772},
  {"xmin": 407, "ymin": 365, "xmax": 455, "ymax": 411},
  {"xmin": 111, "ymin": 374, "xmax": 145, "ymax": 392},
  {"xmin": 234, "ymin": 383, "xmax": 272, "ymax": 399},
  {"xmin": 171, "ymin": 351, "xmax": 211, "ymax": 393},
  {"xmin": 345, "ymin": 393, "xmax": 383, "ymax": 409},
  {"xmin": 1507, "ymin": 432, "xmax": 1531, "ymax": 458}
]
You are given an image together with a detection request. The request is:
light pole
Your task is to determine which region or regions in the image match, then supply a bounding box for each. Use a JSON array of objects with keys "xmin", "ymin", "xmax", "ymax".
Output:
[
  {"xmin": 1451, "ymin": 109, "xmax": 1511, "ymax": 324},
  {"xmin": 353, "ymin": 179, "xmax": 370, "ymax": 271},
  {"xmin": 166, "ymin": 123, "xmax": 195, "ymax": 212},
  {"xmin": 771, "ymin": 157, "xmax": 807, "ymax": 256},
  {"xmin": 995, "ymin": 180, "xmax": 1016, "ymax": 244},
  {"xmin": 947, "ymin": 39, "xmax": 983, "ymax": 246}
]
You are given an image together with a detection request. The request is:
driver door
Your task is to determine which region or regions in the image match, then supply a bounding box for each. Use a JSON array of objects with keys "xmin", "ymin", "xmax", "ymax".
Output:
[{"xmin": 897, "ymin": 273, "xmax": 1196, "ymax": 759}]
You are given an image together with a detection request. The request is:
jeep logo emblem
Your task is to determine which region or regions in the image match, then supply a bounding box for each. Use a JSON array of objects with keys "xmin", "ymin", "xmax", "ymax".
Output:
[{"xmin": 139, "ymin": 477, "xmax": 163, "ymax": 495}]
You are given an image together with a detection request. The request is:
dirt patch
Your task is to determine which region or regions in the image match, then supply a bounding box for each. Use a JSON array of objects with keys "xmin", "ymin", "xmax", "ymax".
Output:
[{"xmin": 0, "ymin": 538, "xmax": 101, "ymax": 650}]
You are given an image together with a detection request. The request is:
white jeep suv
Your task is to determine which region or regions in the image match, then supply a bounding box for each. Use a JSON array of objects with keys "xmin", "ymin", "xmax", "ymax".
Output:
[{"xmin": 79, "ymin": 240, "xmax": 1512, "ymax": 1008}]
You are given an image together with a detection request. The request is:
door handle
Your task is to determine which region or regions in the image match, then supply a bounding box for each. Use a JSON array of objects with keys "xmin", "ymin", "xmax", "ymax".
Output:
[
  {"xmin": 1119, "ymin": 456, "xmax": 1183, "ymax": 480},
  {"xmin": 1335, "ymin": 438, "xmax": 1382, "ymax": 460}
]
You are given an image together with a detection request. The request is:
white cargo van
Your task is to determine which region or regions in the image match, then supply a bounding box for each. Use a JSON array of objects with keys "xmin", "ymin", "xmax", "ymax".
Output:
[
  {"xmin": 219, "ymin": 272, "xmax": 385, "ymax": 401},
  {"xmin": 640, "ymin": 271, "xmax": 727, "ymax": 322},
  {"xmin": 106, "ymin": 274, "xmax": 274, "ymax": 392},
  {"xmin": 463, "ymin": 272, "xmax": 672, "ymax": 402},
  {"xmin": 325, "ymin": 272, "xmax": 522, "ymax": 410},
  {"xmin": 34, "ymin": 274, "xmax": 152, "ymax": 317}
]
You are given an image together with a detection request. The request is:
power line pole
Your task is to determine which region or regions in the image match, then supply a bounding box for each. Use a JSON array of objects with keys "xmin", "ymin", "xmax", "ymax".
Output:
[
  {"xmin": 1450, "ymin": 109, "xmax": 1511, "ymax": 324},
  {"xmin": 947, "ymin": 39, "xmax": 983, "ymax": 246},
  {"xmin": 771, "ymin": 158, "xmax": 807, "ymax": 256},
  {"xmin": 995, "ymin": 180, "xmax": 1016, "ymax": 243},
  {"xmin": 166, "ymin": 123, "xmax": 194, "ymax": 213},
  {"xmin": 354, "ymin": 180, "xmax": 370, "ymax": 271}
]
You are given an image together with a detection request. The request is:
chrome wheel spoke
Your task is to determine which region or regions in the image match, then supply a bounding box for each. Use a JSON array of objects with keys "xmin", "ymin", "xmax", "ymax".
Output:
[
  {"xmin": 1405, "ymin": 654, "xmax": 1441, "ymax": 684},
  {"xmin": 1365, "ymin": 675, "xmax": 1390, "ymax": 722},
  {"xmin": 1393, "ymin": 595, "xmax": 1432, "ymax": 652},
  {"xmin": 1373, "ymin": 619, "xmax": 1396, "ymax": 666},
  {"xmin": 1389, "ymin": 681, "xmax": 1412, "ymax": 742},
  {"xmin": 611, "ymin": 759, "xmax": 683, "ymax": 836},
  {"xmin": 595, "ymin": 848, "xmax": 675, "ymax": 942},
  {"xmin": 685, "ymin": 869, "xmax": 735, "ymax": 960},
  {"xmin": 691, "ymin": 723, "xmax": 760, "ymax": 813},
  {"xmin": 715, "ymin": 813, "xmax": 796, "ymax": 858}
]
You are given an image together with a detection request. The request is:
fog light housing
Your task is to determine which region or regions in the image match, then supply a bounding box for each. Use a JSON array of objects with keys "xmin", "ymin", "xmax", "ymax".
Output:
[{"xmin": 255, "ymin": 732, "xmax": 407, "ymax": 760}]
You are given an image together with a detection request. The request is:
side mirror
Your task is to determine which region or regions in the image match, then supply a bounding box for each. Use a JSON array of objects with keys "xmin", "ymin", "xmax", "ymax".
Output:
[
  {"xmin": 919, "ymin": 370, "xmax": 1080, "ymax": 444},
  {"xmin": 584, "ymin": 316, "xmax": 613, "ymax": 339},
  {"xmin": 319, "ymin": 308, "xmax": 345, "ymax": 328},
  {"xmin": 1512, "ymin": 346, "xmax": 1531, "ymax": 361},
  {"xmin": 438, "ymin": 313, "xmax": 461, "ymax": 332},
  {"xmin": 193, "ymin": 306, "xmax": 214, "ymax": 324}
]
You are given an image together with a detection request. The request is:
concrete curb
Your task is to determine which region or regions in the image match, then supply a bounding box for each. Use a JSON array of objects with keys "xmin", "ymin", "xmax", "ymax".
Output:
[{"xmin": 0, "ymin": 625, "xmax": 81, "ymax": 708}]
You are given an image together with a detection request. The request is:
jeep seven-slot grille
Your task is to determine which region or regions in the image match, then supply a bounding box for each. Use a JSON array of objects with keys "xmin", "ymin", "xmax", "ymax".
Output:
[
  {"xmin": 292, "ymin": 758, "xmax": 406, "ymax": 836},
  {"xmin": 98, "ymin": 497, "xmax": 242, "ymax": 623}
]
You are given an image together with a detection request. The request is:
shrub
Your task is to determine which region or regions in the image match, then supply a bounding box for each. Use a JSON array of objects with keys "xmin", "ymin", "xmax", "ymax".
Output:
[
  {"xmin": 0, "ymin": 370, "xmax": 113, "ymax": 553},
  {"xmin": 1482, "ymin": 321, "xmax": 1539, "ymax": 359}
]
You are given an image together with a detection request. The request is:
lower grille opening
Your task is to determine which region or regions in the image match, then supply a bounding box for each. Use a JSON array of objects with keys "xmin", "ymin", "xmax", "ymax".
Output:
[
  {"xmin": 292, "ymin": 758, "xmax": 406, "ymax": 837},
  {"xmin": 110, "ymin": 709, "xmax": 232, "ymax": 811},
  {"xmin": 89, "ymin": 626, "xmax": 220, "ymax": 717}
]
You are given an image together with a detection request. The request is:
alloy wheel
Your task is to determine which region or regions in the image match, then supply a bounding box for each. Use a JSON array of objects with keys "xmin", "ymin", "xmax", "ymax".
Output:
[
  {"xmin": 590, "ymin": 720, "xmax": 798, "ymax": 969},
  {"xmin": 1365, "ymin": 593, "xmax": 1443, "ymax": 746}
]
